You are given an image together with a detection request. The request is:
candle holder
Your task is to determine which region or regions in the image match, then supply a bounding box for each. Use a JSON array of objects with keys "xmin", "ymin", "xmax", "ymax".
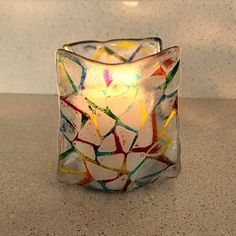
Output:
[{"xmin": 56, "ymin": 37, "xmax": 181, "ymax": 192}]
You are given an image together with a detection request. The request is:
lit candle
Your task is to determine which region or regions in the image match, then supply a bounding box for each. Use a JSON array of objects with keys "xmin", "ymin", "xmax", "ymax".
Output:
[{"xmin": 56, "ymin": 38, "xmax": 181, "ymax": 191}]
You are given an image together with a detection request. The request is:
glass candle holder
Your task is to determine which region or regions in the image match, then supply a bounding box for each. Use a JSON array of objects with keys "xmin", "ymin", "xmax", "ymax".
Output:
[{"xmin": 56, "ymin": 37, "xmax": 181, "ymax": 192}]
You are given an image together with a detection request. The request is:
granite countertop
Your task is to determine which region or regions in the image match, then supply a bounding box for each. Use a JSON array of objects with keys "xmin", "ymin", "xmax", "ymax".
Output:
[{"xmin": 0, "ymin": 95, "xmax": 235, "ymax": 236}]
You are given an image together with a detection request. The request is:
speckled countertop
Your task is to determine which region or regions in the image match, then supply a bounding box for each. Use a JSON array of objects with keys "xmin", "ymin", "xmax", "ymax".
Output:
[{"xmin": 0, "ymin": 95, "xmax": 235, "ymax": 236}]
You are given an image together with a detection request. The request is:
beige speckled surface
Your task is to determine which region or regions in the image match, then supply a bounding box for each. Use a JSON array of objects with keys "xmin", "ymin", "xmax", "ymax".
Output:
[
  {"xmin": 0, "ymin": 0, "xmax": 235, "ymax": 98},
  {"xmin": 0, "ymin": 94, "xmax": 235, "ymax": 235}
]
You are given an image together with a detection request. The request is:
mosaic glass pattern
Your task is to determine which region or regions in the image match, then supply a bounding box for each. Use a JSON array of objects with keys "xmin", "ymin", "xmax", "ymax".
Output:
[{"xmin": 56, "ymin": 38, "xmax": 181, "ymax": 192}]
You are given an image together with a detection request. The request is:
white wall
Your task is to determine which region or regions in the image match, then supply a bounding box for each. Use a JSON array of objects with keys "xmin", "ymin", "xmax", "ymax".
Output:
[{"xmin": 0, "ymin": 0, "xmax": 235, "ymax": 98}]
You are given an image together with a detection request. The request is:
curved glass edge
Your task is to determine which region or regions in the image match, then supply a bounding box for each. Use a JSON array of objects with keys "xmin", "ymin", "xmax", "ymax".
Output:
[
  {"xmin": 55, "ymin": 37, "xmax": 167, "ymax": 66},
  {"xmin": 63, "ymin": 37, "xmax": 162, "ymax": 52},
  {"xmin": 55, "ymin": 45, "xmax": 181, "ymax": 67}
]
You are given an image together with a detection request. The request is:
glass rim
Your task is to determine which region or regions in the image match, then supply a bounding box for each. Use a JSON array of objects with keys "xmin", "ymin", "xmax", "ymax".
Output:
[{"xmin": 56, "ymin": 37, "xmax": 180, "ymax": 66}]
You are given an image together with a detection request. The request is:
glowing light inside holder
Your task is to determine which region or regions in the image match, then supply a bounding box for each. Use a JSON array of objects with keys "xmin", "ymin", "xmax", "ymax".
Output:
[{"xmin": 56, "ymin": 38, "xmax": 181, "ymax": 192}]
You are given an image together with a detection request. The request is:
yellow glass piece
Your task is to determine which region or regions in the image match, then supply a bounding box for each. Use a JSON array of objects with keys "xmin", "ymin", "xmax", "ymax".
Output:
[{"xmin": 116, "ymin": 41, "xmax": 136, "ymax": 48}]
